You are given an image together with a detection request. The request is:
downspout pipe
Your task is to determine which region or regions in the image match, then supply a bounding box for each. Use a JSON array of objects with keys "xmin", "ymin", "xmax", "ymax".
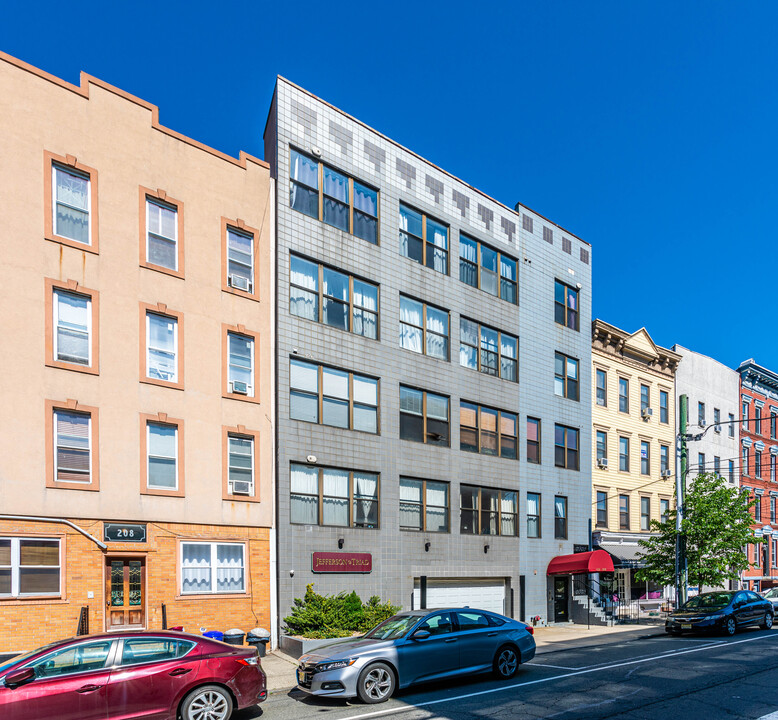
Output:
[{"xmin": 0, "ymin": 514, "xmax": 107, "ymax": 551}]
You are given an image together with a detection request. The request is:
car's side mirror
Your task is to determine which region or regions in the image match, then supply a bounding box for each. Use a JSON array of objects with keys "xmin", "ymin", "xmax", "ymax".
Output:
[
  {"xmin": 411, "ymin": 629, "xmax": 430, "ymax": 640},
  {"xmin": 5, "ymin": 667, "xmax": 35, "ymax": 688}
]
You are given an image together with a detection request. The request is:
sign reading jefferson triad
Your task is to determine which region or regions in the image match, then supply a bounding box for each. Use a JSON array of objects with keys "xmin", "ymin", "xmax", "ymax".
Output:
[
  {"xmin": 312, "ymin": 552, "xmax": 372, "ymax": 574},
  {"xmin": 104, "ymin": 523, "xmax": 147, "ymax": 543}
]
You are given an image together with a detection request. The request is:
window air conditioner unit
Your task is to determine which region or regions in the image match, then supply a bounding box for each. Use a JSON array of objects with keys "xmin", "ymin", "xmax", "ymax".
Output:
[
  {"xmin": 662, "ymin": 469, "xmax": 672, "ymax": 478},
  {"xmin": 231, "ymin": 480, "xmax": 252, "ymax": 495},
  {"xmin": 597, "ymin": 458, "xmax": 609, "ymax": 469},
  {"xmin": 230, "ymin": 380, "xmax": 249, "ymax": 395},
  {"xmin": 699, "ymin": 419, "xmax": 706, "ymax": 428},
  {"xmin": 229, "ymin": 274, "xmax": 251, "ymax": 292},
  {"xmin": 642, "ymin": 407, "xmax": 653, "ymax": 419}
]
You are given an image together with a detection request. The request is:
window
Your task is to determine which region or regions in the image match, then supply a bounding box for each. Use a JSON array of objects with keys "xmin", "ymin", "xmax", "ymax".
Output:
[
  {"xmin": 640, "ymin": 497, "xmax": 651, "ymax": 531},
  {"xmin": 527, "ymin": 492, "xmax": 541, "ymax": 538},
  {"xmin": 143, "ymin": 307, "xmax": 182, "ymax": 387},
  {"xmin": 743, "ymin": 447, "xmax": 750, "ymax": 476},
  {"xmin": 698, "ymin": 402, "xmax": 706, "ymax": 427},
  {"xmin": 53, "ymin": 409, "xmax": 92, "ymax": 485},
  {"xmin": 555, "ymin": 496, "xmax": 568, "ymax": 539},
  {"xmin": 527, "ymin": 418, "xmax": 541, "ymax": 464},
  {"xmin": 225, "ymin": 331, "xmax": 255, "ymax": 398},
  {"xmin": 756, "ymin": 406, "xmax": 763, "ymax": 435},
  {"xmin": 400, "ymin": 296, "xmax": 449, "ymax": 359},
  {"xmin": 459, "ymin": 235, "xmax": 518, "ymax": 304},
  {"xmin": 729, "ymin": 413, "xmax": 735, "ymax": 437},
  {"xmin": 596, "ymin": 369, "xmax": 607, "ymax": 406},
  {"xmin": 641, "ymin": 441, "xmax": 650, "ymax": 475},
  {"xmin": 714, "ymin": 456, "xmax": 721, "ymax": 476},
  {"xmin": 47, "ymin": 282, "xmax": 99, "ymax": 374},
  {"xmin": 49, "ymin": 160, "xmax": 93, "ymax": 247},
  {"xmin": 147, "ymin": 422, "xmax": 178, "ymax": 491},
  {"xmin": 289, "ymin": 359, "xmax": 378, "ymax": 433},
  {"xmin": 143, "ymin": 194, "xmax": 182, "ymax": 274},
  {"xmin": 772, "ymin": 497, "xmax": 776, "ymax": 525},
  {"xmin": 756, "ymin": 451, "xmax": 762, "ymax": 478},
  {"xmin": 400, "ymin": 386, "xmax": 449, "ymax": 446},
  {"xmin": 554, "ymin": 425, "xmax": 579, "ymax": 470},
  {"xmin": 28, "ymin": 640, "xmax": 112, "ymax": 677},
  {"xmin": 181, "ymin": 542, "xmax": 245, "ymax": 594},
  {"xmin": 289, "ymin": 149, "xmax": 378, "ymax": 243},
  {"xmin": 772, "ymin": 455, "xmax": 777, "ymax": 483},
  {"xmin": 290, "ymin": 464, "xmax": 379, "ymax": 528},
  {"xmin": 0, "ymin": 538, "xmax": 61, "ymax": 598},
  {"xmin": 619, "ymin": 437, "xmax": 630, "ymax": 472},
  {"xmin": 400, "ymin": 204, "xmax": 447, "ymax": 273},
  {"xmin": 460, "ymin": 485, "xmax": 518, "ymax": 536},
  {"xmin": 596, "ymin": 491, "xmax": 607, "ymax": 527},
  {"xmin": 619, "ymin": 495, "xmax": 630, "ymax": 530},
  {"xmin": 755, "ymin": 494, "xmax": 762, "ymax": 523},
  {"xmin": 641, "ymin": 385, "xmax": 650, "ymax": 414},
  {"xmin": 743, "ymin": 400, "xmax": 749, "ymax": 431},
  {"xmin": 460, "ymin": 319, "xmax": 518, "ymax": 381},
  {"xmin": 554, "ymin": 280, "xmax": 579, "ymax": 330},
  {"xmin": 660, "ymin": 390, "xmax": 669, "ymax": 424},
  {"xmin": 400, "ymin": 478, "xmax": 449, "ymax": 532},
  {"xmin": 119, "ymin": 638, "xmax": 195, "ymax": 667},
  {"xmin": 714, "ymin": 408, "xmax": 721, "ymax": 433},
  {"xmin": 660, "ymin": 498, "xmax": 670, "ymax": 524},
  {"xmin": 224, "ymin": 221, "xmax": 257, "ymax": 296},
  {"xmin": 596, "ymin": 431, "xmax": 607, "ymax": 463},
  {"xmin": 729, "ymin": 459, "xmax": 735, "ymax": 483},
  {"xmin": 554, "ymin": 353, "xmax": 579, "ymax": 401},
  {"xmin": 226, "ymin": 434, "xmax": 255, "ymax": 498},
  {"xmin": 460, "ymin": 402, "xmax": 517, "ymax": 459},
  {"xmin": 772, "ymin": 412, "xmax": 777, "ymax": 440},
  {"xmin": 619, "ymin": 378, "xmax": 629, "ymax": 413},
  {"xmin": 290, "ymin": 255, "xmax": 379, "ymax": 339},
  {"xmin": 698, "ymin": 453, "xmax": 706, "ymax": 473},
  {"xmin": 660, "ymin": 444, "xmax": 670, "ymax": 475}
]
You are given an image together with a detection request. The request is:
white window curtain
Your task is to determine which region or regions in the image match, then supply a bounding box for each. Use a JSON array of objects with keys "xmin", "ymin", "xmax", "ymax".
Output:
[
  {"xmin": 353, "ymin": 473, "xmax": 378, "ymax": 526},
  {"xmin": 216, "ymin": 544, "xmax": 245, "ymax": 593},
  {"xmin": 322, "ymin": 469, "xmax": 349, "ymax": 526},
  {"xmin": 181, "ymin": 543, "xmax": 212, "ymax": 593},
  {"xmin": 290, "ymin": 464, "xmax": 319, "ymax": 524},
  {"xmin": 399, "ymin": 297, "xmax": 423, "ymax": 353},
  {"xmin": 399, "ymin": 479, "xmax": 422, "ymax": 529}
]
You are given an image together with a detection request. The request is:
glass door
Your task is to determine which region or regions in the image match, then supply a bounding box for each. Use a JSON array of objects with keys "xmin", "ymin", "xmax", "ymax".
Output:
[{"xmin": 105, "ymin": 558, "xmax": 145, "ymax": 629}]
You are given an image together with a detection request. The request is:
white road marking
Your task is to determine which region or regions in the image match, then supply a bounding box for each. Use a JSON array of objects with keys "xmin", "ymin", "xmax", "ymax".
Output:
[
  {"xmin": 529, "ymin": 663, "xmax": 578, "ymax": 670},
  {"xmin": 757, "ymin": 713, "xmax": 778, "ymax": 720},
  {"xmin": 342, "ymin": 632, "xmax": 778, "ymax": 720},
  {"xmin": 543, "ymin": 687, "xmax": 642, "ymax": 719}
]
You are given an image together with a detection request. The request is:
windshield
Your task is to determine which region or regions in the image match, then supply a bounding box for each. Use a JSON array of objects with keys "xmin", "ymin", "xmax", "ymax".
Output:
[
  {"xmin": 763, "ymin": 588, "xmax": 778, "ymax": 599},
  {"xmin": 0, "ymin": 642, "xmax": 59, "ymax": 676},
  {"xmin": 364, "ymin": 614, "xmax": 422, "ymax": 641},
  {"xmin": 682, "ymin": 592, "xmax": 734, "ymax": 610}
]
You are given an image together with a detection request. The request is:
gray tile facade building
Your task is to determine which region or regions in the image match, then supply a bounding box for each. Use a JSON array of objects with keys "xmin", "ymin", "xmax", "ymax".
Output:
[{"xmin": 265, "ymin": 78, "xmax": 593, "ymax": 629}]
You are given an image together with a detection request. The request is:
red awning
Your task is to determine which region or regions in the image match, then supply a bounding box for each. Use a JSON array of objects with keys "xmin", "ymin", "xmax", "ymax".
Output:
[{"xmin": 546, "ymin": 549, "xmax": 615, "ymax": 576}]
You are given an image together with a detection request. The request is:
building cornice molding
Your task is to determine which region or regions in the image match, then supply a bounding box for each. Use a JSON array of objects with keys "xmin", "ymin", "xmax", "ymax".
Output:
[{"xmin": 592, "ymin": 320, "xmax": 680, "ymax": 380}]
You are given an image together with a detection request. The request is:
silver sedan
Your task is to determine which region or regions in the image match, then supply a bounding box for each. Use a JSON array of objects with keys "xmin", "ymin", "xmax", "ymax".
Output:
[{"xmin": 296, "ymin": 607, "xmax": 536, "ymax": 704}]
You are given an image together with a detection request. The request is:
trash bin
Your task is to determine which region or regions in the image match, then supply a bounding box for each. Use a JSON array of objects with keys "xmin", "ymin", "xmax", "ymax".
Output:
[
  {"xmin": 202, "ymin": 630, "xmax": 224, "ymax": 642},
  {"xmin": 223, "ymin": 629, "xmax": 245, "ymax": 646},
  {"xmin": 246, "ymin": 628, "xmax": 271, "ymax": 657}
]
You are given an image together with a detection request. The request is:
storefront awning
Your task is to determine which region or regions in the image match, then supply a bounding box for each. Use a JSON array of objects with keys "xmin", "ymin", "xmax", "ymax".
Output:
[
  {"xmin": 547, "ymin": 549, "xmax": 615, "ymax": 575},
  {"xmin": 596, "ymin": 542, "xmax": 644, "ymax": 569}
]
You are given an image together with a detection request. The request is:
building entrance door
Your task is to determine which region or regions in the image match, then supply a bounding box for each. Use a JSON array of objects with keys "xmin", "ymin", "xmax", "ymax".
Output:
[
  {"xmin": 105, "ymin": 558, "xmax": 145, "ymax": 629},
  {"xmin": 553, "ymin": 576, "xmax": 569, "ymax": 622}
]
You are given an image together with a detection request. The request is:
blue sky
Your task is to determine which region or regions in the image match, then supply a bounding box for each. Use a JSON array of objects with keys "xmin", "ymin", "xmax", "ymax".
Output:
[{"xmin": 3, "ymin": 2, "xmax": 774, "ymax": 371}]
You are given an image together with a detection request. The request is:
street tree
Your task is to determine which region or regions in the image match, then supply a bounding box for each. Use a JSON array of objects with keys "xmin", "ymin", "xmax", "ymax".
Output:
[{"xmin": 636, "ymin": 472, "xmax": 759, "ymax": 589}]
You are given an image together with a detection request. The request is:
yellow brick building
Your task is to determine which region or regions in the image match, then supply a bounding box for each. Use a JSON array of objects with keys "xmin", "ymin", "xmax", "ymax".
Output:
[{"xmin": 591, "ymin": 320, "xmax": 680, "ymax": 601}]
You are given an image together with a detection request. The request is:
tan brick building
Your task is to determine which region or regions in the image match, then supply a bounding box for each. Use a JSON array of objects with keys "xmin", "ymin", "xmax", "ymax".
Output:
[{"xmin": 0, "ymin": 52, "xmax": 275, "ymax": 652}]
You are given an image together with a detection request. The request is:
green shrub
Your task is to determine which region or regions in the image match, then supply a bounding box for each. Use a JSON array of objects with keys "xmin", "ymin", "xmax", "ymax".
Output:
[{"xmin": 283, "ymin": 584, "xmax": 400, "ymax": 638}]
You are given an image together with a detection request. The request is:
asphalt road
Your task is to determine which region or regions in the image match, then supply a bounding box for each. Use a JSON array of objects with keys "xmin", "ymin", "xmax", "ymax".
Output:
[{"xmin": 242, "ymin": 627, "xmax": 778, "ymax": 720}]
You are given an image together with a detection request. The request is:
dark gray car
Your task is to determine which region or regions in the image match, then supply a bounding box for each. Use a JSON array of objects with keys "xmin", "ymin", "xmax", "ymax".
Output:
[{"xmin": 296, "ymin": 608, "xmax": 536, "ymax": 704}]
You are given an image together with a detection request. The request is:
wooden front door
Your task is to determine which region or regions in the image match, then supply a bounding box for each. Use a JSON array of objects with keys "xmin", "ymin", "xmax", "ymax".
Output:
[{"xmin": 105, "ymin": 558, "xmax": 145, "ymax": 629}]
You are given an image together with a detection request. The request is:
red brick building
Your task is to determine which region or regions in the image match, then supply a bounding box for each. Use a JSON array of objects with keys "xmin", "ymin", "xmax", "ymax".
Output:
[{"xmin": 738, "ymin": 359, "xmax": 778, "ymax": 591}]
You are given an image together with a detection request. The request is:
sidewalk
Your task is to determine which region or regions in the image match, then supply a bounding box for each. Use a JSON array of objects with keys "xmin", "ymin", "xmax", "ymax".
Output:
[{"xmin": 261, "ymin": 623, "xmax": 666, "ymax": 694}]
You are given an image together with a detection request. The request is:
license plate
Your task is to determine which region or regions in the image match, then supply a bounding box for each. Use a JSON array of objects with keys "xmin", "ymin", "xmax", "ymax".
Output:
[
  {"xmin": 296, "ymin": 670, "xmax": 303, "ymax": 684},
  {"xmin": 681, "ymin": 623, "xmax": 692, "ymax": 629}
]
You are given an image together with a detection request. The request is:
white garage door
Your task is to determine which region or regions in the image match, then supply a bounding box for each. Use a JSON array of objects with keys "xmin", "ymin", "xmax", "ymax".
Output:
[{"xmin": 413, "ymin": 578, "xmax": 507, "ymax": 615}]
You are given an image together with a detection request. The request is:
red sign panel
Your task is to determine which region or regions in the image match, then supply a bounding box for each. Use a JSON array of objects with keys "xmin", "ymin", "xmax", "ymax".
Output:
[{"xmin": 312, "ymin": 552, "xmax": 372, "ymax": 574}]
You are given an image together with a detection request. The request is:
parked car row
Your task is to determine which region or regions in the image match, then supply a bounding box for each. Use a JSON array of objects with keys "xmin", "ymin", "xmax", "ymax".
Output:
[{"xmin": 665, "ymin": 590, "xmax": 774, "ymax": 636}]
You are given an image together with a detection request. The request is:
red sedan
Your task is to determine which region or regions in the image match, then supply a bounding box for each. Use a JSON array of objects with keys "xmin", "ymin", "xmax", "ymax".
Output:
[{"xmin": 0, "ymin": 630, "xmax": 266, "ymax": 720}]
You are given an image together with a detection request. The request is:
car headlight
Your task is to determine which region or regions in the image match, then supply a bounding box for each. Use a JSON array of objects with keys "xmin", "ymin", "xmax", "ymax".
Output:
[
  {"xmin": 707, "ymin": 613, "xmax": 725, "ymax": 620},
  {"xmin": 317, "ymin": 658, "xmax": 357, "ymax": 672}
]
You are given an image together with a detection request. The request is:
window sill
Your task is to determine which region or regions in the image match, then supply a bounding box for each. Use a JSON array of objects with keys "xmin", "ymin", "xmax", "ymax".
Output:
[
  {"xmin": 46, "ymin": 480, "xmax": 100, "ymax": 492},
  {"xmin": 222, "ymin": 285, "xmax": 260, "ymax": 302},
  {"xmin": 140, "ymin": 261, "xmax": 185, "ymax": 280},
  {"xmin": 223, "ymin": 493, "xmax": 261, "ymax": 504},
  {"xmin": 141, "ymin": 486, "xmax": 185, "ymax": 498},
  {"xmin": 46, "ymin": 359, "xmax": 99, "ymax": 376},
  {"xmin": 45, "ymin": 233, "xmax": 98, "ymax": 255},
  {"xmin": 223, "ymin": 391, "xmax": 261, "ymax": 405},
  {"xmin": 141, "ymin": 377, "xmax": 185, "ymax": 391},
  {"xmin": 174, "ymin": 592, "xmax": 250, "ymax": 601},
  {"xmin": 0, "ymin": 596, "xmax": 67, "ymax": 605}
]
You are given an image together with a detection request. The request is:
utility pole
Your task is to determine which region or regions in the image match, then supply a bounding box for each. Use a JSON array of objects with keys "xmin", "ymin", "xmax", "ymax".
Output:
[{"xmin": 676, "ymin": 394, "xmax": 689, "ymax": 607}]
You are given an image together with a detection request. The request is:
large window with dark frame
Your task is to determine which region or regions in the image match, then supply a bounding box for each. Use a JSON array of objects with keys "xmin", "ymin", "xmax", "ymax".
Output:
[
  {"xmin": 619, "ymin": 436, "xmax": 630, "ymax": 472},
  {"xmin": 459, "ymin": 235, "xmax": 518, "ymax": 304},
  {"xmin": 527, "ymin": 492, "xmax": 541, "ymax": 538},
  {"xmin": 460, "ymin": 485, "xmax": 518, "ymax": 536},
  {"xmin": 660, "ymin": 390, "xmax": 669, "ymax": 423},
  {"xmin": 459, "ymin": 402, "xmax": 517, "ymax": 459},
  {"xmin": 400, "ymin": 386, "xmax": 449, "ymax": 446},
  {"xmin": 399, "ymin": 478, "xmax": 449, "ymax": 532},
  {"xmin": 527, "ymin": 418, "xmax": 541, "ymax": 464},
  {"xmin": 459, "ymin": 318, "xmax": 518, "ymax": 381},
  {"xmin": 596, "ymin": 431, "xmax": 607, "ymax": 463},
  {"xmin": 595, "ymin": 369, "xmax": 607, "ymax": 406},
  {"xmin": 399, "ymin": 204, "xmax": 448, "ymax": 273},
  {"xmin": 596, "ymin": 491, "xmax": 607, "ymax": 527},
  {"xmin": 640, "ymin": 496, "xmax": 651, "ymax": 531},
  {"xmin": 289, "ymin": 359, "xmax": 378, "ymax": 433},
  {"xmin": 554, "ymin": 280, "xmax": 579, "ymax": 330},
  {"xmin": 660, "ymin": 444, "xmax": 670, "ymax": 475},
  {"xmin": 618, "ymin": 378, "xmax": 629, "ymax": 413},
  {"xmin": 554, "ymin": 425, "xmax": 579, "ymax": 470},
  {"xmin": 399, "ymin": 296, "xmax": 449, "ymax": 360},
  {"xmin": 554, "ymin": 352, "xmax": 579, "ymax": 401},
  {"xmin": 619, "ymin": 494, "xmax": 630, "ymax": 530},
  {"xmin": 290, "ymin": 254, "xmax": 378, "ymax": 339},
  {"xmin": 554, "ymin": 496, "xmax": 568, "ymax": 539},
  {"xmin": 290, "ymin": 463, "xmax": 379, "ymax": 528},
  {"xmin": 289, "ymin": 148, "xmax": 379, "ymax": 243}
]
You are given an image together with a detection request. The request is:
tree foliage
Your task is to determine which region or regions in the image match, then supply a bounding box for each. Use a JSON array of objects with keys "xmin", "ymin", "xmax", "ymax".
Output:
[
  {"xmin": 283, "ymin": 584, "xmax": 401, "ymax": 639},
  {"xmin": 636, "ymin": 472, "xmax": 759, "ymax": 589}
]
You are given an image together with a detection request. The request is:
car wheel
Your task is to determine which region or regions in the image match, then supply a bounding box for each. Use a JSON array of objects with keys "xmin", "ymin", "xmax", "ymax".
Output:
[
  {"xmin": 356, "ymin": 662, "xmax": 395, "ymax": 704},
  {"xmin": 493, "ymin": 644, "xmax": 520, "ymax": 679},
  {"xmin": 181, "ymin": 684, "xmax": 233, "ymax": 720},
  {"xmin": 723, "ymin": 617, "xmax": 737, "ymax": 637},
  {"xmin": 761, "ymin": 612, "xmax": 774, "ymax": 630}
]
